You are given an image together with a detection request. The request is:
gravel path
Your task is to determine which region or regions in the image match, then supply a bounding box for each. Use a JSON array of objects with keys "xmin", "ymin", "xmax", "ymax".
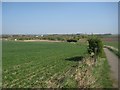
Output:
[{"xmin": 104, "ymin": 48, "xmax": 118, "ymax": 88}]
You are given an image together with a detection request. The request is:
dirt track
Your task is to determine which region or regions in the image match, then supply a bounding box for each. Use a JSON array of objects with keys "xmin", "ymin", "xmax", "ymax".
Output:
[
  {"xmin": 21, "ymin": 40, "xmax": 63, "ymax": 42},
  {"xmin": 104, "ymin": 48, "xmax": 118, "ymax": 88}
]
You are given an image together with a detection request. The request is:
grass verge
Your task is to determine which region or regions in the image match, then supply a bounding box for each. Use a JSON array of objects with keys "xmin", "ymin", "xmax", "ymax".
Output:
[
  {"xmin": 104, "ymin": 45, "xmax": 120, "ymax": 58},
  {"xmin": 107, "ymin": 48, "xmax": 120, "ymax": 58},
  {"xmin": 92, "ymin": 57, "xmax": 113, "ymax": 88}
]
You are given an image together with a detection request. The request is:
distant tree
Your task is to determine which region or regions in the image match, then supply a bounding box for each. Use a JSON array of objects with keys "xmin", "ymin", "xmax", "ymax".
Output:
[{"xmin": 67, "ymin": 39, "xmax": 77, "ymax": 42}]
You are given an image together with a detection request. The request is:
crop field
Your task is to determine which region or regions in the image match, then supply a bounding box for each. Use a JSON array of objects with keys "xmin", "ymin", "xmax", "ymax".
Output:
[
  {"xmin": 103, "ymin": 41, "xmax": 118, "ymax": 49},
  {"xmin": 2, "ymin": 41, "xmax": 87, "ymax": 88},
  {"xmin": 101, "ymin": 35, "xmax": 118, "ymax": 49}
]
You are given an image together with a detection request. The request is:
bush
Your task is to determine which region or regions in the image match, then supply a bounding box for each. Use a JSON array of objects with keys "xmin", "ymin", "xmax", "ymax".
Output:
[
  {"xmin": 18, "ymin": 38, "xmax": 24, "ymax": 40},
  {"xmin": 67, "ymin": 39, "xmax": 77, "ymax": 42},
  {"xmin": 88, "ymin": 37, "xmax": 103, "ymax": 57}
]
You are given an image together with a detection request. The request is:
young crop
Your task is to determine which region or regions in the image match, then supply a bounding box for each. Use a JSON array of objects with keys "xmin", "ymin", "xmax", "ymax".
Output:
[{"xmin": 2, "ymin": 41, "xmax": 87, "ymax": 88}]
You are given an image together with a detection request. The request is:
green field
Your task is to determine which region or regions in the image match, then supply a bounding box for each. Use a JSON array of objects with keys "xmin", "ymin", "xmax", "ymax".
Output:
[
  {"xmin": 103, "ymin": 41, "xmax": 118, "ymax": 49},
  {"xmin": 2, "ymin": 41, "xmax": 87, "ymax": 88}
]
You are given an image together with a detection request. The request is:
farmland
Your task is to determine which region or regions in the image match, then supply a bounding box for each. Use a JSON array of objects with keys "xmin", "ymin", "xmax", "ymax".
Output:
[
  {"xmin": 2, "ymin": 35, "xmax": 114, "ymax": 88},
  {"xmin": 101, "ymin": 35, "xmax": 119, "ymax": 57},
  {"xmin": 2, "ymin": 41, "xmax": 87, "ymax": 88},
  {"xmin": 101, "ymin": 35, "xmax": 118, "ymax": 49},
  {"xmin": 103, "ymin": 41, "xmax": 118, "ymax": 49}
]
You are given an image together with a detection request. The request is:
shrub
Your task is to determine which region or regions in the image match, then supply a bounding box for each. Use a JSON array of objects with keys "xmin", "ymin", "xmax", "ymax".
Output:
[
  {"xmin": 18, "ymin": 38, "xmax": 24, "ymax": 40},
  {"xmin": 88, "ymin": 37, "xmax": 103, "ymax": 57},
  {"xmin": 67, "ymin": 39, "xmax": 77, "ymax": 42}
]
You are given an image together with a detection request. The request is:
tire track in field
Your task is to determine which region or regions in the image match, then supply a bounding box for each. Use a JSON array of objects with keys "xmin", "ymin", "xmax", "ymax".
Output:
[
  {"xmin": 19, "ymin": 64, "xmax": 57, "ymax": 88},
  {"xmin": 3, "ymin": 64, "xmax": 57, "ymax": 88},
  {"xmin": 3, "ymin": 56, "xmax": 61, "ymax": 86},
  {"xmin": 3, "ymin": 56, "xmax": 56, "ymax": 74},
  {"xmin": 3, "ymin": 61, "xmax": 33, "ymax": 74},
  {"xmin": 5, "ymin": 60, "xmax": 71, "ymax": 88},
  {"xmin": 3, "ymin": 62, "xmax": 46, "ymax": 85},
  {"xmin": 44, "ymin": 64, "xmax": 78, "ymax": 88},
  {"xmin": 23, "ymin": 63, "xmax": 74, "ymax": 88},
  {"xmin": 3, "ymin": 58, "xmax": 59, "ymax": 87},
  {"xmin": 3, "ymin": 55, "xmax": 78, "ymax": 88}
]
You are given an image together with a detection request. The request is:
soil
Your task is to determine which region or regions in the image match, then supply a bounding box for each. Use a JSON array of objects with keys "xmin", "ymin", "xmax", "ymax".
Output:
[{"xmin": 21, "ymin": 40, "xmax": 63, "ymax": 42}]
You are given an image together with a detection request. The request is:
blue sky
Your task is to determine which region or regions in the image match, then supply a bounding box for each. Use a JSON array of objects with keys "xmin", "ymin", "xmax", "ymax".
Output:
[
  {"xmin": 2, "ymin": 2, "xmax": 118, "ymax": 34},
  {"xmin": 2, "ymin": 0, "xmax": 120, "ymax": 2}
]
